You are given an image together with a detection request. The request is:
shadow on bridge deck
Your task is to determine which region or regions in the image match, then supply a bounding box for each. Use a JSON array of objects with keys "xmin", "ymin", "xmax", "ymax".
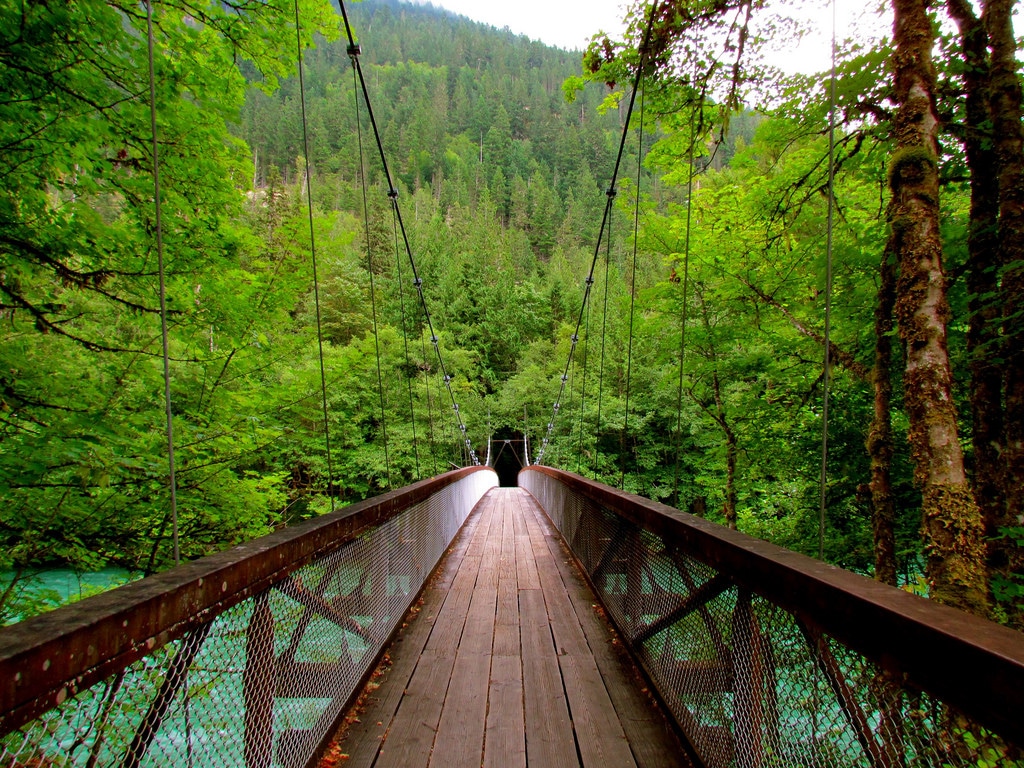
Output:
[{"xmin": 321, "ymin": 487, "xmax": 690, "ymax": 768}]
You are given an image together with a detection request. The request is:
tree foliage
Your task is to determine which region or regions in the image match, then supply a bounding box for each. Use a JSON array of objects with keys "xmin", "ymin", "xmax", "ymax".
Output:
[
  {"xmin": 570, "ymin": 0, "xmax": 1023, "ymax": 628},
  {"xmin": 2, "ymin": 0, "xmax": 1021, "ymax": 645}
]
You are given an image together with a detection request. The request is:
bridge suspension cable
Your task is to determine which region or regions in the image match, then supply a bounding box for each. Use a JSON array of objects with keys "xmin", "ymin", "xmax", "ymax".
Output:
[
  {"xmin": 537, "ymin": 0, "xmax": 661, "ymax": 466},
  {"xmin": 523, "ymin": 408, "xmax": 531, "ymax": 466},
  {"xmin": 293, "ymin": 0, "xmax": 337, "ymax": 508},
  {"xmin": 145, "ymin": 0, "xmax": 180, "ymax": 564},
  {"xmin": 339, "ymin": 0, "xmax": 479, "ymax": 466},
  {"xmin": 594, "ymin": 189, "xmax": 613, "ymax": 477},
  {"xmin": 818, "ymin": 0, "xmax": 839, "ymax": 558},
  {"xmin": 353, "ymin": 60, "xmax": 393, "ymax": 489},
  {"xmin": 621, "ymin": 82, "xmax": 646, "ymax": 490},
  {"xmin": 672, "ymin": 87, "xmax": 699, "ymax": 508},
  {"xmin": 419, "ymin": 329, "xmax": 439, "ymax": 476},
  {"xmin": 576, "ymin": 277, "xmax": 593, "ymax": 473}
]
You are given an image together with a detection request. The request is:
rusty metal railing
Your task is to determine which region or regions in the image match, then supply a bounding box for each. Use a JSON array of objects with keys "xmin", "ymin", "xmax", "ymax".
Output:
[
  {"xmin": 0, "ymin": 467, "xmax": 497, "ymax": 767},
  {"xmin": 520, "ymin": 465, "xmax": 1024, "ymax": 768}
]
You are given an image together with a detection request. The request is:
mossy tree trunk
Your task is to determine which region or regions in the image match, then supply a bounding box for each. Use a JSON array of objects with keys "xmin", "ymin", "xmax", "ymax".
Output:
[
  {"xmin": 983, "ymin": 0, "xmax": 1024, "ymax": 629},
  {"xmin": 888, "ymin": 0, "xmax": 989, "ymax": 615}
]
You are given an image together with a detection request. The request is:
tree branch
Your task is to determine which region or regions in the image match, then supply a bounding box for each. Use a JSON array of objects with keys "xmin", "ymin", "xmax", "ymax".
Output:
[{"xmin": 737, "ymin": 275, "xmax": 871, "ymax": 381}]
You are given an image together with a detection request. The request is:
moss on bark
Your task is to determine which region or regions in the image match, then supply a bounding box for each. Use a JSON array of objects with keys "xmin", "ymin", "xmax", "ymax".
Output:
[
  {"xmin": 888, "ymin": 0, "xmax": 989, "ymax": 617},
  {"xmin": 922, "ymin": 484, "xmax": 990, "ymax": 611}
]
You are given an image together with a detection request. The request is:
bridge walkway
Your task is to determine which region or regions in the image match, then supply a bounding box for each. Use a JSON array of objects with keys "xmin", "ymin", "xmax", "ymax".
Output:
[{"xmin": 323, "ymin": 487, "xmax": 690, "ymax": 768}]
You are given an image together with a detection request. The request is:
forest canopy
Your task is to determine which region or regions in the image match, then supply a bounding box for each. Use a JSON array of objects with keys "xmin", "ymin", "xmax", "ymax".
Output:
[{"xmin": 0, "ymin": 0, "xmax": 1021, "ymax": 634}]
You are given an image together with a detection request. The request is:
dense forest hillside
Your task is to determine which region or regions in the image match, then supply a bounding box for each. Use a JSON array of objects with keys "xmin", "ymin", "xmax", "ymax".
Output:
[
  {"xmin": 1, "ymin": 0, "xmax": 1020, "ymax": 631},
  {"xmin": 0, "ymin": 0, "xmax": 654, "ymax": 621}
]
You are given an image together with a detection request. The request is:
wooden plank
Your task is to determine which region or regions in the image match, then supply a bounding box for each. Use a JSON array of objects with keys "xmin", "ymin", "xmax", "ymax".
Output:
[
  {"xmin": 428, "ymin": 651, "xmax": 492, "ymax": 768},
  {"xmin": 372, "ymin": 650, "xmax": 458, "ymax": 768},
  {"xmin": 511, "ymin": 493, "xmax": 527, "ymax": 537},
  {"xmin": 520, "ymin": 492, "xmax": 637, "ymax": 768},
  {"xmin": 422, "ymin": 565, "xmax": 478, "ymax": 653},
  {"xmin": 494, "ymin": 494, "xmax": 521, "ymax": 658},
  {"xmin": 463, "ymin": 490, "xmax": 496, "ymax": 559},
  {"xmin": 369, "ymin": 497, "xmax": 498, "ymax": 768},
  {"xmin": 474, "ymin": 502, "xmax": 501, "ymax": 594},
  {"xmin": 522, "ymin": 490, "xmax": 694, "ymax": 768},
  {"xmin": 434, "ymin": 506, "xmax": 485, "ymax": 592},
  {"xmin": 458, "ymin": 561, "xmax": 498, "ymax": 656},
  {"xmin": 333, "ymin": 494, "xmax": 490, "ymax": 768},
  {"xmin": 492, "ymin": 601, "xmax": 520, "ymax": 657},
  {"xmin": 484, "ymin": 655, "xmax": 526, "ymax": 768},
  {"xmin": 519, "ymin": 587, "xmax": 579, "ymax": 768},
  {"xmin": 514, "ymin": 492, "xmax": 541, "ymax": 591},
  {"xmin": 496, "ymin": 493, "xmax": 518, "ymax": 583}
]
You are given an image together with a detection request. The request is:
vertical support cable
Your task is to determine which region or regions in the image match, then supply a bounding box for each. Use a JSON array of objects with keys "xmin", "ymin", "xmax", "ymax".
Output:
[
  {"xmin": 145, "ymin": 0, "xmax": 180, "ymax": 566},
  {"xmin": 567, "ymin": 341, "xmax": 576, "ymax": 466},
  {"xmin": 672, "ymin": 88, "xmax": 699, "ymax": 510},
  {"xmin": 352, "ymin": 55, "xmax": 392, "ymax": 489},
  {"xmin": 294, "ymin": 0, "xmax": 336, "ymax": 510},
  {"xmin": 390, "ymin": 195, "xmax": 421, "ymax": 479},
  {"xmin": 622, "ymin": 84, "xmax": 646, "ymax": 490},
  {"xmin": 819, "ymin": 0, "xmax": 838, "ymax": 560},
  {"xmin": 419, "ymin": 330, "xmax": 438, "ymax": 476},
  {"xmin": 577, "ymin": 276, "xmax": 594, "ymax": 473},
  {"xmin": 596, "ymin": 188, "xmax": 614, "ymax": 480},
  {"xmin": 536, "ymin": 1, "xmax": 662, "ymax": 465},
  {"xmin": 524, "ymin": 405, "xmax": 530, "ymax": 466}
]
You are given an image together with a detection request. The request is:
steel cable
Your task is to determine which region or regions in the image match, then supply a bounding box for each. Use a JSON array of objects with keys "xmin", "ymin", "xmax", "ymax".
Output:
[
  {"xmin": 338, "ymin": 2, "xmax": 477, "ymax": 465},
  {"xmin": 672, "ymin": 75, "xmax": 703, "ymax": 509},
  {"xmin": 596, "ymin": 190, "xmax": 614, "ymax": 480},
  {"xmin": 622, "ymin": 83, "xmax": 646, "ymax": 490},
  {"xmin": 352, "ymin": 58, "xmax": 393, "ymax": 489},
  {"xmin": 536, "ymin": 1, "xmax": 662, "ymax": 465},
  {"xmin": 145, "ymin": 0, "xmax": 180, "ymax": 564},
  {"xmin": 293, "ymin": 0, "xmax": 336, "ymax": 508}
]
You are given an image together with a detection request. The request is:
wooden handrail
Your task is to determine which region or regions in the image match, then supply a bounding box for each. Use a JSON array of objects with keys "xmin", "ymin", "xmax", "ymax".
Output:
[
  {"xmin": 0, "ymin": 466, "xmax": 495, "ymax": 736},
  {"xmin": 521, "ymin": 465, "xmax": 1024, "ymax": 748}
]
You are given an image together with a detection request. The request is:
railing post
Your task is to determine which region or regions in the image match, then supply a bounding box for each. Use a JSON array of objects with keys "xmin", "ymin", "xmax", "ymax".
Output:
[
  {"xmin": 521, "ymin": 466, "xmax": 1024, "ymax": 762},
  {"xmin": 625, "ymin": 526, "xmax": 645, "ymax": 635},
  {"xmin": 731, "ymin": 590, "xmax": 770, "ymax": 768},
  {"xmin": 798, "ymin": 619, "xmax": 893, "ymax": 768},
  {"xmin": 244, "ymin": 592, "xmax": 274, "ymax": 768},
  {"xmin": 122, "ymin": 621, "xmax": 212, "ymax": 768}
]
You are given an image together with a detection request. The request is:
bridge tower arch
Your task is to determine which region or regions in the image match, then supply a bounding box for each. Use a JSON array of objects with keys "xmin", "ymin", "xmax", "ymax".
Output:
[{"xmin": 489, "ymin": 430, "xmax": 526, "ymax": 487}]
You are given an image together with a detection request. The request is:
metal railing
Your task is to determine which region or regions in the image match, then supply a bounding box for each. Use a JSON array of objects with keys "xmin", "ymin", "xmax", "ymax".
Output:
[
  {"xmin": 520, "ymin": 466, "xmax": 1024, "ymax": 768},
  {"xmin": 0, "ymin": 467, "xmax": 497, "ymax": 767}
]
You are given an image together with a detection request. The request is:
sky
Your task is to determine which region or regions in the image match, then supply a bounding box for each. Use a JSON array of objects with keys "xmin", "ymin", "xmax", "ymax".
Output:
[
  {"xmin": 411, "ymin": 0, "xmax": 893, "ymax": 74},
  {"xmin": 412, "ymin": 0, "xmax": 629, "ymax": 52}
]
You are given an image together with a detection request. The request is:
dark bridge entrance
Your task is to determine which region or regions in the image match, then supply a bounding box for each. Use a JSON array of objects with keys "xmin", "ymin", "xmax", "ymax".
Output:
[{"xmin": 490, "ymin": 431, "xmax": 527, "ymax": 487}]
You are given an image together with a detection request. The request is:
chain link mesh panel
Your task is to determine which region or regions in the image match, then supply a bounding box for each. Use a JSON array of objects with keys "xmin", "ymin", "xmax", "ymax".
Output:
[
  {"xmin": 1, "ymin": 470, "xmax": 496, "ymax": 768},
  {"xmin": 521, "ymin": 468, "xmax": 1023, "ymax": 768}
]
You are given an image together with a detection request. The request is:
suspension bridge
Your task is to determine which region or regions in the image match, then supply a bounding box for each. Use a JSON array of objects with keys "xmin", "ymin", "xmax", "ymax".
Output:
[
  {"xmin": 1, "ymin": 1, "xmax": 1022, "ymax": 766},
  {"xmin": 1, "ymin": 464, "xmax": 1022, "ymax": 767}
]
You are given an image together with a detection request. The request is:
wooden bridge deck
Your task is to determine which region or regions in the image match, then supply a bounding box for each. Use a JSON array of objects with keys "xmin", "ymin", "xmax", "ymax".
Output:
[{"xmin": 322, "ymin": 486, "xmax": 690, "ymax": 768}]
